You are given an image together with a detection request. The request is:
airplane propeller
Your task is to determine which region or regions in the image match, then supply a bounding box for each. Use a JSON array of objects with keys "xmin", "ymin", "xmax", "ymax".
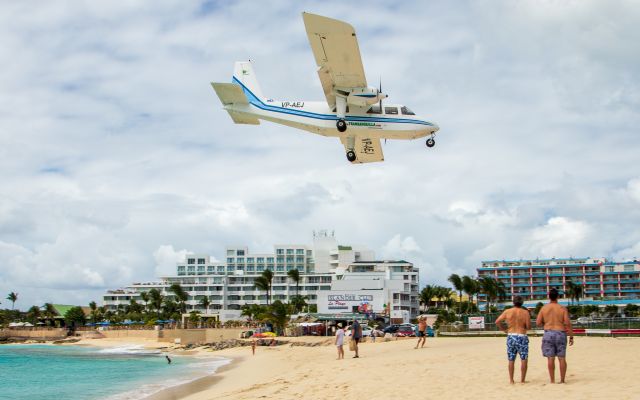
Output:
[{"xmin": 380, "ymin": 78, "xmax": 387, "ymax": 144}]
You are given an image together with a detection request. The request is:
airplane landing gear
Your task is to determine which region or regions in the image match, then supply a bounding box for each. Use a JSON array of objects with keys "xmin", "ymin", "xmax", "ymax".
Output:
[
  {"xmin": 337, "ymin": 119, "xmax": 347, "ymax": 132},
  {"xmin": 426, "ymin": 137, "xmax": 435, "ymax": 148},
  {"xmin": 346, "ymin": 150, "xmax": 356, "ymax": 162}
]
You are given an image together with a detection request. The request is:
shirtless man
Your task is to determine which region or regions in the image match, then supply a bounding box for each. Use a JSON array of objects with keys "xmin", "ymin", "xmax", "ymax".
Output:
[
  {"xmin": 495, "ymin": 296, "xmax": 531, "ymax": 384},
  {"xmin": 536, "ymin": 288, "xmax": 574, "ymax": 383},
  {"xmin": 414, "ymin": 316, "xmax": 427, "ymax": 349}
]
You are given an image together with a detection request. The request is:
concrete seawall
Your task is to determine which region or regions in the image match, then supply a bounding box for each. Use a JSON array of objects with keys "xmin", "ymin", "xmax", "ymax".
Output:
[{"xmin": 0, "ymin": 328, "xmax": 67, "ymax": 341}]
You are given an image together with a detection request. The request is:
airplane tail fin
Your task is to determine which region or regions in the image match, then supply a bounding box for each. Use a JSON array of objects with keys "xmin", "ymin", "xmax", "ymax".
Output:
[
  {"xmin": 232, "ymin": 61, "xmax": 265, "ymax": 100},
  {"xmin": 210, "ymin": 82, "xmax": 260, "ymax": 125}
]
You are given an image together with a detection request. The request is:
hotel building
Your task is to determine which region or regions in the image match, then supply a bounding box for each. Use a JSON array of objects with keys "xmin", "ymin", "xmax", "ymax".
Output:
[
  {"xmin": 477, "ymin": 257, "xmax": 640, "ymax": 308},
  {"xmin": 103, "ymin": 232, "xmax": 420, "ymax": 321}
]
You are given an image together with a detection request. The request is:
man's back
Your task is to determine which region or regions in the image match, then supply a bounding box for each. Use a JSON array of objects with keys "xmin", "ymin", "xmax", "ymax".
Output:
[
  {"xmin": 537, "ymin": 303, "xmax": 570, "ymax": 331},
  {"xmin": 501, "ymin": 307, "xmax": 531, "ymax": 334}
]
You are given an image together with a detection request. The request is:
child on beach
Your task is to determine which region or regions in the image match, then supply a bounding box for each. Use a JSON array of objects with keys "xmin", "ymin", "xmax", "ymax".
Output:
[{"xmin": 335, "ymin": 323, "xmax": 345, "ymax": 360}]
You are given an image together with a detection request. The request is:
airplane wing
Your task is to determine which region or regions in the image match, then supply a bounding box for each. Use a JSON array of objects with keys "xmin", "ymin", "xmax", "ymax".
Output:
[
  {"xmin": 340, "ymin": 136, "xmax": 384, "ymax": 163},
  {"xmin": 303, "ymin": 12, "xmax": 367, "ymax": 109}
]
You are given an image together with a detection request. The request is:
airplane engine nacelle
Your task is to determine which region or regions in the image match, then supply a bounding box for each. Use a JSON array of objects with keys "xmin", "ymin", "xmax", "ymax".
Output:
[{"xmin": 346, "ymin": 87, "xmax": 387, "ymax": 107}]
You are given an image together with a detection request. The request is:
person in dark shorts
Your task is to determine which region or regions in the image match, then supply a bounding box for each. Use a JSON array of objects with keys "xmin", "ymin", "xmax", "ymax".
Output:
[
  {"xmin": 351, "ymin": 318, "xmax": 362, "ymax": 358},
  {"xmin": 536, "ymin": 288, "xmax": 574, "ymax": 383},
  {"xmin": 415, "ymin": 316, "xmax": 427, "ymax": 349}
]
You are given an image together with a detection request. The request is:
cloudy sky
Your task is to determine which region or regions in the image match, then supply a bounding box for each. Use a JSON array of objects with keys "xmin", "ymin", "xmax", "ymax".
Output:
[{"xmin": 1, "ymin": 1, "xmax": 639, "ymax": 310}]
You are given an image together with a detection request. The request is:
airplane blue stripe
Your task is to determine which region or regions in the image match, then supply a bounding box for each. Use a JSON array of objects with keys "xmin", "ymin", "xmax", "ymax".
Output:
[{"xmin": 231, "ymin": 77, "xmax": 434, "ymax": 126}]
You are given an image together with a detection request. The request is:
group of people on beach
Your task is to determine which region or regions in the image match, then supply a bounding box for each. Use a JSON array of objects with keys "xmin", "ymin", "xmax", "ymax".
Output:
[
  {"xmin": 333, "ymin": 288, "xmax": 574, "ymax": 385},
  {"xmin": 334, "ymin": 318, "xmax": 362, "ymax": 359},
  {"xmin": 495, "ymin": 288, "xmax": 574, "ymax": 384}
]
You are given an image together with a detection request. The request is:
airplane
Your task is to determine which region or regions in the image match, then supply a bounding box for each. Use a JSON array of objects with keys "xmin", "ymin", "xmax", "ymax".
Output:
[{"xmin": 210, "ymin": 12, "xmax": 439, "ymax": 163}]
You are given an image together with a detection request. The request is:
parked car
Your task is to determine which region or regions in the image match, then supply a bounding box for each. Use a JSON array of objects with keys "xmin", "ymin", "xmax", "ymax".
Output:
[
  {"xmin": 382, "ymin": 324, "xmax": 401, "ymax": 334},
  {"xmin": 395, "ymin": 325, "xmax": 416, "ymax": 337}
]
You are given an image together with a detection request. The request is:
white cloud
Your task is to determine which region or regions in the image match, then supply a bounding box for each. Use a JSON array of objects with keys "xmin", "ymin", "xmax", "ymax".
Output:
[
  {"xmin": 518, "ymin": 217, "xmax": 594, "ymax": 259},
  {"xmin": 0, "ymin": 1, "xmax": 639, "ymax": 308},
  {"xmin": 153, "ymin": 245, "xmax": 190, "ymax": 277}
]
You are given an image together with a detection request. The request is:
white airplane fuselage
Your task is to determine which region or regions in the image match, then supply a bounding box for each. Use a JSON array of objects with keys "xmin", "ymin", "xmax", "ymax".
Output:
[{"xmin": 228, "ymin": 76, "xmax": 439, "ymax": 140}]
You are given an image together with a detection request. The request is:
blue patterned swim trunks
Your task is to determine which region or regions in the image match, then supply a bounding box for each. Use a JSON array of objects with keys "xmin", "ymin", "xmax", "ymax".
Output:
[
  {"xmin": 542, "ymin": 330, "xmax": 567, "ymax": 357},
  {"xmin": 506, "ymin": 334, "xmax": 529, "ymax": 361}
]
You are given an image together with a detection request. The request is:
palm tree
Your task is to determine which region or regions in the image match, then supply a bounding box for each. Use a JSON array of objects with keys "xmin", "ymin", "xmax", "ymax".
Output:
[
  {"xmin": 462, "ymin": 275, "xmax": 479, "ymax": 308},
  {"xmin": 254, "ymin": 276, "xmax": 270, "ymax": 306},
  {"xmin": 87, "ymin": 301, "xmax": 97, "ymax": 323},
  {"xmin": 262, "ymin": 269, "xmax": 274, "ymax": 304},
  {"xmin": 287, "ymin": 269, "xmax": 301, "ymax": 298},
  {"xmin": 565, "ymin": 281, "xmax": 584, "ymax": 306},
  {"xmin": 43, "ymin": 303, "xmax": 57, "ymax": 326},
  {"xmin": 448, "ymin": 274, "xmax": 464, "ymax": 314},
  {"xmin": 268, "ymin": 300, "xmax": 290, "ymax": 335},
  {"xmin": 148, "ymin": 288, "xmax": 164, "ymax": 318},
  {"xmin": 27, "ymin": 305, "xmax": 41, "ymax": 324},
  {"xmin": 140, "ymin": 291, "xmax": 150, "ymax": 314},
  {"xmin": 199, "ymin": 295, "xmax": 211, "ymax": 315},
  {"xmin": 479, "ymin": 277, "xmax": 506, "ymax": 313},
  {"xmin": 169, "ymin": 284, "xmax": 188, "ymax": 313},
  {"xmin": 564, "ymin": 281, "xmax": 576, "ymax": 306},
  {"xmin": 6, "ymin": 292, "xmax": 18, "ymax": 310},
  {"xmin": 419, "ymin": 285, "xmax": 436, "ymax": 310}
]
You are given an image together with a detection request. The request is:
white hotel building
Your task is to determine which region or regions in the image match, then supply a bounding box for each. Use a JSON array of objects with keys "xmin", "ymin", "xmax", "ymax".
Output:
[{"xmin": 103, "ymin": 232, "xmax": 421, "ymax": 321}]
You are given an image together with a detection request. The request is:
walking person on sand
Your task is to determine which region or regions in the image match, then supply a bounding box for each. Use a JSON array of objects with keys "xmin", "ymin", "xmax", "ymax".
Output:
[
  {"xmin": 495, "ymin": 296, "xmax": 531, "ymax": 384},
  {"xmin": 351, "ymin": 318, "xmax": 362, "ymax": 358},
  {"xmin": 335, "ymin": 323, "xmax": 345, "ymax": 360},
  {"xmin": 415, "ymin": 316, "xmax": 427, "ymax": 349},
  {"xmin": 536, "ymin": 288, "xmax": 574, "ymax": 384}
]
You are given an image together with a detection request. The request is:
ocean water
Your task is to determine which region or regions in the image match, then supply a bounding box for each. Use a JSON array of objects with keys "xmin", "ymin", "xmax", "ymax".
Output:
[{"xmin": 0, "ymin": 344, "xmax": 229, "ymax": 400}]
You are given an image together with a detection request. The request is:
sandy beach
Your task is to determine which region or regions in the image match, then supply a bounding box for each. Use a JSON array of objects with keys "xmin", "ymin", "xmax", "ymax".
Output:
[{"xmin": 137, "ymin": 336, "xmax": 638, "ymax": 400}]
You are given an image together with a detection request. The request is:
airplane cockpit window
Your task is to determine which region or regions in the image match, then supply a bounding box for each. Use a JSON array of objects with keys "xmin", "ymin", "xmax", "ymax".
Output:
[
  {"xmin": 367, "ymin": 104, "xmax": 382, "ymax": 114},
  {"xmin": 384, "ymin": 107, "xmax": 399, "ymax": 115},
  {"xmin": 401, "ymin": 106, "xmax": 415, "ymax": 115}
]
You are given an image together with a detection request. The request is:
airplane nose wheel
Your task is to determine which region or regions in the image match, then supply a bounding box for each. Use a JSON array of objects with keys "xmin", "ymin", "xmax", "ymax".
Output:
[
  {"xmin": 426, "ymin": 137, "xmax": 435, "ymax": 148},
  {"xmin": 346, "ymin": 150, "xmax": 356, "ymax": 162},
  {"xmin": 337, "ymin": 119, "xmax": 347, "ymax": 132}
]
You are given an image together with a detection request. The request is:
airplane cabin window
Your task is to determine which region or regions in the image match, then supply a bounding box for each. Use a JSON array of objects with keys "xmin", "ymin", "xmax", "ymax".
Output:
[
  {"xmin": 367, "ymin": 105, "xmax": 382, "ymax": 114},
  {"xmin": 401, "ymin": 106, "xmax": 415, "ymax": 115},
  {"xmin": 384, "ymin": 107, "xmax": 399, "ymax": 115}
]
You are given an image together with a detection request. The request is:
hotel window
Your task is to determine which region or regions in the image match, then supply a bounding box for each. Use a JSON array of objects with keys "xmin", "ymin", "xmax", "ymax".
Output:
[
  {"xmin": 227, "ymin": 250, "xmax": 234, "ymax": 256},
  {"xmin": 188, "ymin": 258, "xmax": 195, "ymax": 264},
  {"xmin": 237, "ymin": 250, "xmax": 245, "ymax": 256},
  {"xmin": 286, "ymin": 249, "xmax": 294, "ymax": 255},
  {"xmin": 277, "ymin": 257, "xmax": 284, "ymax": 263},
  {"xmin": 237, "ymin": 258, "xmax": 244, "ymax": 264},
  {"xmin": 296, "ymin": 256, "xmax": 304, "ymax": 263},
  {"xmin": 226, "ymin": 266, "xmax": 234, "ymax": 272},
  {"xmin": 267, "ymin": 257, "xmax": 275, "ymax": 263},
  {"xmin": 257, "ymin": 257, "xmax": 264, "ymax": 263},
  {"xmin": 307, "ymin": 250, "xmax": 312, "ymax": 256},
  {"xmin": 227, "ymin": 257, "xmax": 234, "ymax": 263},
  {"xmin": 257, "ymin": 266, "xmax": 264, "ymax": 272},
  {"xmin": 247, "ymin": 257, "xmax": 254, "ymax": 263},
  {"xmin": 296, "ymin": 249, "xmax": 304, "ymax": 255},
  {"xmin": 217, "ymin": 266, "xmax": 225, "ymax": 272},
  {"xmin": 198, "ymin": 258, "xmax": 205, "ymax": 264},
  {"xmin": 286, "ymin": 257, "xmax": 294, "ymax": 263},
  {"xmin": 276, "ymin": 265, "xmax": 285, "ymax": 272},
  {"xmin": 246, "ymin": 266, "xmax": 255, "ymax": 272},
  {"xmin": 207, "ymin": 266, "xmax": 214, "ymax": 273},
  {"xmin": 276, "ymin": 249, "xmax": 284, "ymax": 255}
]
